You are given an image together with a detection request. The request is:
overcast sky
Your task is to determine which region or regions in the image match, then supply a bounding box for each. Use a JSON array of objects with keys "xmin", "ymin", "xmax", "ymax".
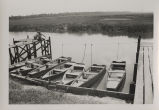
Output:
[{"xmin": 8, "ymin": 0, "xmax": 158, "ymax": 16}]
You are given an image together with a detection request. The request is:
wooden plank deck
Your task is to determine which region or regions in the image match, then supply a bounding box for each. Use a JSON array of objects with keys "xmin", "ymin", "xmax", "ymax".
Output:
[
  {"xmin": 134, "ymin": 47, "xmax": 144, "ymax": 104},
  {"xmin": 134, "ymin": 42, "xmax": 153, "ymax": 104}
]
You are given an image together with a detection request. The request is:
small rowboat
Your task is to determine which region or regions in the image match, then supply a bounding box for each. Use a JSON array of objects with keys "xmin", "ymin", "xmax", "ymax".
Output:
[
  {"xmin": 60, "ymin": 63, "xmax": 86, "ymax": 85},
  {"xmin": 106, "ymin": 61, "xmax": 126, "ymax": 91},
  {"xmin": 71, "ymin": 64, "xmax": 106, "ymax": 87},
  {"xmin": 27, "ymin": 56, "xmax": 72, "ymax": 78},
  {"xmin": 9, "ymin": 56, "xmax": 51, "ymax": 76},
  {"xmin": 41, "ymin": 62, "xmax": 75, "ymax": 80},
  {"xmin": 9, "ymin": 62, "xmax": 26, "ymax": 72}
]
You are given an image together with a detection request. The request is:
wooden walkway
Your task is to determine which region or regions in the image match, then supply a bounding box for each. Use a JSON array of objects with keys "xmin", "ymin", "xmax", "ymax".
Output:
[{"xmin": 134, "ymin": 42, "xmax": 153, "ymax": 104}]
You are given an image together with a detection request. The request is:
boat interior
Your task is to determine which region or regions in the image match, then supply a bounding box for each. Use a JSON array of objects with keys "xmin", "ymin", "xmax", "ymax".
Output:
[{"xmin": 106, "ymin": 61, "xmax": 126, "ymax": 90}]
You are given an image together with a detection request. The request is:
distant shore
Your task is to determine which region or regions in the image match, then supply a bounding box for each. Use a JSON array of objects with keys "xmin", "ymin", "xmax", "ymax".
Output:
[{"xmin": 9, "ymin": 12, "xmax": 153, "ymax": 38}]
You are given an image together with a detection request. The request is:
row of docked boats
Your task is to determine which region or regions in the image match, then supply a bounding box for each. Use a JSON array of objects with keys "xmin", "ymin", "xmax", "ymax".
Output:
[{"xmin": 9, "ymin": 55, "xmax": 126, "ymax": 91}]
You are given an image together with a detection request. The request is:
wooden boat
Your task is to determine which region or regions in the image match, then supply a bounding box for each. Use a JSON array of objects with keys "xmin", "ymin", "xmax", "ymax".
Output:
[
  {"xmin": 60, "ymin": 63, "xmax": 86, "ymax": 85},
  {"xmin": 9, "ymin": 56, "xmax": 51, "ymax": 76},
  {"xmin": 106, "ymin": 61, "xmax": 126, "ymax": 91},
  {"xmin": 9, "ymin": 62, "xmax": 26, "ymax": 72},
  {"xmin": 27, "ymin": 56, "xmax": 72, "ymax": 78},
  {"xmin": 41, "ymin": 62, "xmax": 75, "ymax": 80},
  {"xmin": 71, "ymin": 64, "xmax": 106, "ymax": 87},
  {"xmin": 9, "ymin": 55, "xmax": 51, "ymax": 72}
]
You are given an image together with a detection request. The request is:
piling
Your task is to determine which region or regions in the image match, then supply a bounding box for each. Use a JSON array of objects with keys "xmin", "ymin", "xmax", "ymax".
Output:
[
  {"xmin": 133, "ymin": 36, "xmax": 141, "ymax": 82},
  {"xmin": 33, "ymin": 42, "xmax": 37, "ymax": 58},
  {"xmin": 133, "ymin": 63, "xmax": 138, "ymax": 83},
  {"xmin": 129, "ymin": 36, "xmax": 141, "ymax": 94},
  {"xmin": 49, "ymin": 37, "xmax": 52, "ymax": 59},
  {"xmin": 129, "ymin": 82, "xmax": 136, "ymax": 94}
]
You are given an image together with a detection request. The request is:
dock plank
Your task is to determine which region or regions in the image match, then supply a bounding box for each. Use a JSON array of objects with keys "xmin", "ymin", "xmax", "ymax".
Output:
[
  {"xmin": 148, "ymin": 47, "xmax": 153, "ymax": 74},
  {"xmin": 134, "ymin": 47, "xmax": 144, "ymax": 104},
  {"xmin": 144, "ymin": 47, "xmax": 153, "ymax": 104},
  {"xmin": 148, "ymin": 47, "xmax": 154, "ymax": 93},
  {"xmin": 140, "ymin": 42, "xmax": 153, "ymax": 47}
]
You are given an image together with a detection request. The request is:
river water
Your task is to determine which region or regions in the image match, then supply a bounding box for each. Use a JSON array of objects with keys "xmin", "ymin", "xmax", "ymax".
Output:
[{"xmin": 9, "ymin": 32, "xmax": 152, "ymax": 93}]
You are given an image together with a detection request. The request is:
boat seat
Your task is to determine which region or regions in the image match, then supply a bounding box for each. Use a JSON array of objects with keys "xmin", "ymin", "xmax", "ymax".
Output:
[
  {"xmin": 110, "ymin": 73, "xmax": 125, "ymax": 78},
  {"xmin": 107, "ymin": 80, "xmax": 120, "ymax": 89},
  {"xmin": 108, "ymin": 77, "xmax": 121, "ymax": 81}
]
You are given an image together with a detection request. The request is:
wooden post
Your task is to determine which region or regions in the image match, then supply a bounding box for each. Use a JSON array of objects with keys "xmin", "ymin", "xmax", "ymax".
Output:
[
  {"xmin": 13, "ymin": 38, "xmax": 15, "ymax": 44},
  {"xmin": 26, "ymin": 44, "xmax": 31, "ymax": 59},
  {"xmin": 9, "ymin": 48, "xmax": 13, "ymax": 64},
  {"xmin": 133, "ymin": 63, "xmax": 138, "ymax": 83},
  {"xmin": 41, "ymin": 41, "xmax": 44, "ymax": 56},
  {"xmin": 13, "ymin": 47, "xmax": 17, "ymax": 63},
  {"xmin": 33, "ymin": 42, "xmax": 37, "ymax": 58},
  {"xmin": 46, "ymin": 40, "xmax": 49, "ymax": 54},
  {"xmin": 137, "ymin": 36, "xmax": 141, "ymax": 50},
  {"xmin": 129, "ymin": 81, "xmax": 136, "ymax": 94},
  {"xmin": 29, "ymin": 44, "xmax": 32, "ymax": 59},
  {"xmin": 27, "ymin": 35, "xmax": 29, "ymax": 39},
  {"xmin": 49, "ymin": 37, "xmax": 52, "ymax": 59},
  {"xmin": 137, "ymin": 36, "xmax": 141, "ymax": 59},
  {"xmin": 47, "ymin": 40, "xmax": 49, "ymax": 54},
  {"xmin": 16, "ymin": 46, "xmax": 20, "ymax": 62},
  {"xmin": 133, "ymin": 36, "xmax": 141, "ymax": 84},
  {"xmin": 136, "ymin": 52, "xmax": 139, "ymax": 64},
  {"xmin": 44, "ymin": 40, "xmax": 47, "ymax": 55}
]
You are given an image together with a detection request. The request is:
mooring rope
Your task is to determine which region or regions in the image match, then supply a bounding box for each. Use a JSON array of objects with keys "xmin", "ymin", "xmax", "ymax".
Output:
[{"xmin": 81, "ymin": 43, "xmax": 86, "ymax": 63}]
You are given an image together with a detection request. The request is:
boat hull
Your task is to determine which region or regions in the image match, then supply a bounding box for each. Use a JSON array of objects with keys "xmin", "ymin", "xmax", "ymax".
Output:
[
  {"xmin": 9, "ymin": 55, "xmax": 52, "ymax": 73},
  {"xmin": 9, "ymin": 65, "xmax": 25, "ymax": 72},
  {"xmin": 42, "ymin": 71, "xmax": 66, "ymax": 81},
  {"xmin": 10, "ymin": 68, "xmax": 34, "ymax": 76},
  {"xmin": 80, "ymin": 68, "xmax": 106, "ymax": 88},
  {"xmin": 28, "ymin": 66, "xmax": 55, "ymax": 78},
  {"xmin": 28, "ymin": 59, "xmax": 71, "ymax": 78}
]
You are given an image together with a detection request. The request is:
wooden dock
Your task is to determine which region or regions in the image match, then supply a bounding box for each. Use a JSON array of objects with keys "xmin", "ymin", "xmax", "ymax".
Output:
[
  {"xmin": 9, "ymin": 34, "xmax": 153, "ymax": 104},
  {"xmin": 9, "ymin": 36, "xmax": 52, "ymax": 65},
  {"xmin": 134, "ymin": 41, "xmax": 153, "ymax": 104}
]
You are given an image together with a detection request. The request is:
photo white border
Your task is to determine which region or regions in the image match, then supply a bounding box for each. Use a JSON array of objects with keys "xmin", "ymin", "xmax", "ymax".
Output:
[{"xmin": 0, "ymin": 0, "xmax": 159, "ymax": 110}]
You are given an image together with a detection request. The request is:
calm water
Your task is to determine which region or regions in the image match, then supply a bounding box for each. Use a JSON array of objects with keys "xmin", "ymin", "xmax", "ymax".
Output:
[{"xmin": 9, "ymin": 32, "xmax": 152, "ymax": 93}]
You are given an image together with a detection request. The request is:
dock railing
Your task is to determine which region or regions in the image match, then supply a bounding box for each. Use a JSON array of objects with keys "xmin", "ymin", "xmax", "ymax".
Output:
[{"xmin": 9, "ymin": 36, "xmax": 52, "ymax": 65}]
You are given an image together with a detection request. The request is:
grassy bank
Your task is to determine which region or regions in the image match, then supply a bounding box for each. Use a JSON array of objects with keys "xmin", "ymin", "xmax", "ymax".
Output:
[
  {"xmin": 9, "ymin": 79, "xmax": 127, "ymax": 104},
  {"xmin": 9, "ymin": 12, "xmax": 153, "ymax": 38}
]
